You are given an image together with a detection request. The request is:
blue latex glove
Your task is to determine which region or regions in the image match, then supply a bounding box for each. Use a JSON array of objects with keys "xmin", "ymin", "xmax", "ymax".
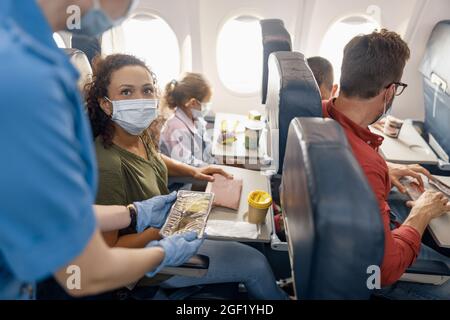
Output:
[
  {"xmin": 146, "ymin": 231, "xmax": 205, "ymax": 277},
  {"xmin": 133, "ymin": 192, "xmax": 177, "ymax": 232}
]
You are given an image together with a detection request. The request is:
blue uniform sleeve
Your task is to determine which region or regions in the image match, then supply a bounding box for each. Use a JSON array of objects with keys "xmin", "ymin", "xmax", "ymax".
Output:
[{"xmin": 0, "ymin": 49, "xmax": 97, "ymax": 282}]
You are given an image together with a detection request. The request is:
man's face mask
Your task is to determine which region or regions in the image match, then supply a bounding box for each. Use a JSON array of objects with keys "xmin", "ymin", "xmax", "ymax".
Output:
[
  {"xmin": 371, "ymin": 86, "xmax": 395, "ymax": 125},
  {"xmin": 106, "ymin": 97, "xmax": 158, "ymax": 136},
  {"xmin": 71, "ymin": 0, "xmax": 138, "ymax": 37}
]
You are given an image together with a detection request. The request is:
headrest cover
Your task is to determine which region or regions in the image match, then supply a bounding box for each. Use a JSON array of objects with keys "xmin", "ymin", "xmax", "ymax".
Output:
[
  {"xmin": 420, "ymin": 20, "xmax": 450, "ymax": 95},
  {"xmin": 293, "ymin": 117, "xmax": 349, "ymax": 147},
  {"xmin": 63, "ymin": 48, "xmax": 93, "ymax": 92}
]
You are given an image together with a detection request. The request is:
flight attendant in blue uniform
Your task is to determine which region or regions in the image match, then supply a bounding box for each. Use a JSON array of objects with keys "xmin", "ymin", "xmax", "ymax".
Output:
[{"xmin": 0, "ymin": 0, "xmax": 204, "ymax": 300}]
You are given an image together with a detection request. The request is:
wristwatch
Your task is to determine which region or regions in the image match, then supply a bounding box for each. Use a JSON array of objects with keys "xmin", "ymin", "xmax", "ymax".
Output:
[{"xmin": 127, "ymin": 204, "xmax": 137, "ymax": 230}]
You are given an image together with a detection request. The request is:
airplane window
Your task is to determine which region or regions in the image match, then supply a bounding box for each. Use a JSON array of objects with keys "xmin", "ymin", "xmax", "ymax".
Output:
[
  {"xmin": 319, "ymin": 16, "xmax": 380, "ymax": 83},
  {"xmin": 53, "ymin": 33, "xmax": 66, "ymax": 48},
  {"xmin": 103, "ymin": 14, "xmax": 181, "ymax": 87},
  {"xmin": 217, "ymin": 15, "xmax": 263, "ymax": 94}
]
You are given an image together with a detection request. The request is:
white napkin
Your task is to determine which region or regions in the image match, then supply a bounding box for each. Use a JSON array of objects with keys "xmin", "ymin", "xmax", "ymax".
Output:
[{"xmin": 205, "ymin": 220, "xmax": 259, "ymax": 239}]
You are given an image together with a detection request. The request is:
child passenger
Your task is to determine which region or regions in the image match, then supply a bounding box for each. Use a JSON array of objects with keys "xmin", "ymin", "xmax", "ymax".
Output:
[{"xmin": 159, "ymin": 73, "xmax": 217, "ymax": 167}]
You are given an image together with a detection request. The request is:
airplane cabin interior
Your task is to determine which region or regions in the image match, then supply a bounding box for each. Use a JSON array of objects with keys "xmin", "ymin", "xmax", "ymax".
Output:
[{"xmin": 1, "ymin": 0, "xmax": 450, "ymax": 304}]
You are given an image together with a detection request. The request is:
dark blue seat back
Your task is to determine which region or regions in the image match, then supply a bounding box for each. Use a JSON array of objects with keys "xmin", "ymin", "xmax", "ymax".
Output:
[
  {"xmin": 420, "ymin": 20, "xmax": 450, "ymax": 157},
  {"xmin": 266, "ymin": 52, "xmax": 322, "ymax": 173},
  {"xmin": 260, "ymin": 19, "xmax": 292, "ymax": 104},
  {"xmin": 281, "ymin": 118, "xmax": 384, "ymax": 299},
  {"xmin": 71, "ymin": 34, "xmax": 101, "ymax": 67}
]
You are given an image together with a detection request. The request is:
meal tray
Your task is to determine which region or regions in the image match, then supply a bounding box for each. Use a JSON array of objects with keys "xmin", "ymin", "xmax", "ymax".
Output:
[{"xmin": 160, "ymin": 190, "xmax": 215, "ymax": 238}]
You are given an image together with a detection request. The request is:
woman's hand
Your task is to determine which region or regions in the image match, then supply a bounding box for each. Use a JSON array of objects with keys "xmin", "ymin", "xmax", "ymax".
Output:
[
  {"xmin": 192, "ymin": 166, "xmax": 233, "ymax": 182},
  {"xmin": 133, "ymin": 192, "xmax": 177, "ymax": 232},
  {"xmin": 387, "ymin": 163, "xmax": 432, "ymax": 193},
  {"xmin": 146, "ymin": 231, "xmax": 205, "ymax": 277}
]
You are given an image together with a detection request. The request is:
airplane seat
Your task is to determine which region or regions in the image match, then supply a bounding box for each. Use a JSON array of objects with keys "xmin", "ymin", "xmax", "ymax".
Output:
[
  {"xmin": 37, "ymin": 255, "xmax": 242, "ymax": 300},
  {"xmin": 281, "ymin": 118, "xmax": 450, "ymax": 299},
  {"xmin": 71, "ymin": 34, "xmax": 101, "ymax": 67},
  {"xmin": 260, "ymin": 19, "xmax": 292, "ymax": 104},
  {"xmin": 265, "ymin": 51, "xmax": 322, "ymax": 175},
  {"xmin": 419, "ymin": 20, "xmax": 450, "ymax": 160},
  {"xmin": 63, "ymin": 48, "xmax": 93, "ymax": 93},
  {"xmin": 281, "ymin": 117, "xmax": 384, "ymax": 299}
]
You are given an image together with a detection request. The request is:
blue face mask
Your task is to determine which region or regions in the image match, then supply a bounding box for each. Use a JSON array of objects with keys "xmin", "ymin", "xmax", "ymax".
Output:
[
  {"xmin": 71, "ymin": 0, "xmax": 138, "ymax": 37},
  {"xmin": 372, "ymin": 88, "xmax": 395, "ymax": 125},
  {"xmin": 201, "ymin": 102, "xmax": 212, "ymax": 117},
  {"xmin": 191, "ymin": 109, "xmax": 202, "ymax": 119},
  {"xmin": 106, "ymin": 97, "xmax": 159, "ymax": 136},
  {"xmin": 192, "ymin": 101, "xmax": 212, "ymax": 119}
]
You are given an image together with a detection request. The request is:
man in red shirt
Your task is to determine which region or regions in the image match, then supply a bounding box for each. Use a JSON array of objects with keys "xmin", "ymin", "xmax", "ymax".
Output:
[
  {"xmin": 307, "ymin": 56, "xmax": 338, "ymax": 100},
  {"xmin": 323, "ymin": 29, "xmax": 450, "ymax": 299}
]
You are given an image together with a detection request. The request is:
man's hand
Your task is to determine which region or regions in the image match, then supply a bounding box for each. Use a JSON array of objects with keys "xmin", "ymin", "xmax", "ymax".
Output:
[
  {"xmin": 192, "ymin": 166, "xmax": 233, "ymax": 182},
  {"xmin": 387, "ymin": 163, "xmax": 432, "ymax": 193},
  {"xmin": 407, "ymin": 190, "xmax": 450, "ymax": 220},
  {"xmin": 403, "ymin": 190, "xmax": 450, "ymax": 235}
]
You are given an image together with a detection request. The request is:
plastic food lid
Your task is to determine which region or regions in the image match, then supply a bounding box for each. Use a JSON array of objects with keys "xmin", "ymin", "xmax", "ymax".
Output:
[
  {"xmin": 248, "ymin": 190, "xmax": 272, "ymax": 209},
  {"xmin": 248, "ymin": 110, "xmax": 262, "ymax": 120},
  {"xmin": 245, "ymin": 119, "xmax": 265, "ymax": 131}
]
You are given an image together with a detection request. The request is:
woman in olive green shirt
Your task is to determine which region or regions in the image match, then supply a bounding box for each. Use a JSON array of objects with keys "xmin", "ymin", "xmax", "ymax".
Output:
[
  {"xmin": 86, "ymin": 54, "xmax": 231, "ymax": 248},
  {"xmin": 85, "ymin": 54, "xmax": 288, "ymax": 300},
  {"xmin": 86, "ymin": 55, "xmax": 287, "ymax": 299}
]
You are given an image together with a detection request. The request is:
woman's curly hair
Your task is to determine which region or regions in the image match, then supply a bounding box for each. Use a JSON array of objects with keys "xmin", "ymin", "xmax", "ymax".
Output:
[{"xmin": 84, "ymin": 54, "xmax": 158, "ymax": 148}]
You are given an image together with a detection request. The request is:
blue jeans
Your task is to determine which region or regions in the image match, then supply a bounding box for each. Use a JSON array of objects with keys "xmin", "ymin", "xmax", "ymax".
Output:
[
  {"xmin": 376, "ymin": 191, "xmax": 450, "ymax": 300},
  {"xmin": 161, "ymin": 240, "xmax": 288, "ymax": 300}
]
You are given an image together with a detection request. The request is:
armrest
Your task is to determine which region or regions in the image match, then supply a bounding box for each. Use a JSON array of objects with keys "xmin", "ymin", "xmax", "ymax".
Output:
[
  {"xmin": 134, "ymin": 255, "xmax": 209, "ymax": 289},
  {"xmin": 406, "ymin": 259, "xmax": 450, "ymax": 276},
  {"xmin": 168, "ymin": 176, "xmax": 198, "ymax": 185},
  {"xmin": 159, "ymin": 254, "xmax": 209, "ymax": 278},
  {"xmin": 400, "ymin": 259, "xmax": 450, "ymax": 285}
]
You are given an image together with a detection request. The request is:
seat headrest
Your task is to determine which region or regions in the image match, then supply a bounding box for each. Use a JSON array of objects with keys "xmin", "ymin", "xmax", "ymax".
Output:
[
  {"xmin": 71, "ymin": 34, "xmax": 101, "ymax": 66},
  {"xmin": 266, "ymin": 51, "xmax": 322, "ymax": 173},
  {"xmin": 261, "ymin": 19, "xmax": 285, "ymax": 28},
  {"xmin": 63, "ymin": 48, "xmax": 93, "ymax": 92},
  {"xmin": 289, "ymin": 117, "xmax": 349, "ymax": 147},
  {"xmin": 260, "ymin": 19, "xmax": 292, "ymax": 104},
  {"xmin": 420, "ymin": 20, "xmax": 450, "ymax": 95},
  {"xmin": 281, "ymin": 118, "xmax": 384, "ymax": 299}
]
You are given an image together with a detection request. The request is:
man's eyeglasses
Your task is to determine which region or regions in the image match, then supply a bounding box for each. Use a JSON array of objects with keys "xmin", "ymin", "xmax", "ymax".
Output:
[{"xmin": 386, "ymin": 82, "xmax": 408, "ymax": 96}]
